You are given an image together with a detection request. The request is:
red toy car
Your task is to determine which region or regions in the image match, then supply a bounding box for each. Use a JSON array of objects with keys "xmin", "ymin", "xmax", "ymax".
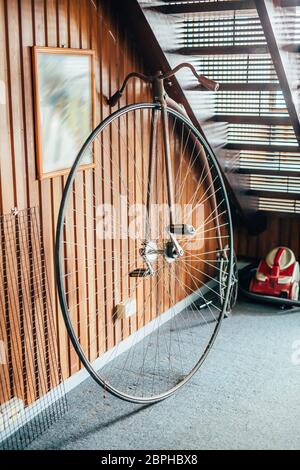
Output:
[{"xmin": 250, "ymin": 247, "xmax": 300, "ymax": 300}]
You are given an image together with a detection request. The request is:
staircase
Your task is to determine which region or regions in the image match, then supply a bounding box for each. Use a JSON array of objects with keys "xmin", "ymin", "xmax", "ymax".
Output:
[{"xmin": 120, "ymin": 0, "xmax": 300, "ymax": 229}]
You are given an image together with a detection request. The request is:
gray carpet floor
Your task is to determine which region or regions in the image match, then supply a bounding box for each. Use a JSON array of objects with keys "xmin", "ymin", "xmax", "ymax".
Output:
[{"xmin": 27, "ymin": 300, "xmax": 300, "ymax": 450}]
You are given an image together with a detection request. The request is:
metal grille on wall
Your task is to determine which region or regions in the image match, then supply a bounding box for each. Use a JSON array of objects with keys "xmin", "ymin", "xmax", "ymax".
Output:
[{"xmin": 0, "ymin": 207, "xmax": 67, "ymax": 450}]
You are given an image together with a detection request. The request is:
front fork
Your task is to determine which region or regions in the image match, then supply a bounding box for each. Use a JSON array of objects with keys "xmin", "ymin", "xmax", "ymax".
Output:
[
  {"xmin": 145, "ymin": 77, "xmax": 181, "ymax": 259},
  {"xmin": 139, "ymin": 76, "xmax": 223, "ymax": 277}
]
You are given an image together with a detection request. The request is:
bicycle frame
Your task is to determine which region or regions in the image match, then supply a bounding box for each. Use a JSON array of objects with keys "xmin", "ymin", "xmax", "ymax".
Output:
[{"xmin": 108, "ymin": 64, "xmax": 224, "ymax": 256}]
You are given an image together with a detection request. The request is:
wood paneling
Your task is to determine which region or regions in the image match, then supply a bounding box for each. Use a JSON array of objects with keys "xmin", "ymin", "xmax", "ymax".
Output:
[
  {"xmin": 0, "ymin": 0, "xmax": 150, "ymax": 379},
  {"xmin": 235, "ymin": 214, "xmax": 300, "ymax": 260}
]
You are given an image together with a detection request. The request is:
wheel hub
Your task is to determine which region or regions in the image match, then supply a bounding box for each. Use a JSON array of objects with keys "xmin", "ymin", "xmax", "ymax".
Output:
[
  {"xmin": 139, "ymin": 238, "xmax": 184, "ymax": 267},
  {"xmin": 165, "ymin": 241, "xmax": 182, "ymax": 263}
]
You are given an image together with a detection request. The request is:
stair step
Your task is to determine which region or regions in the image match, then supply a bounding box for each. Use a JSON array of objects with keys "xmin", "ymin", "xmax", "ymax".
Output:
[
  {"xmin": 238, "ymin": 168, "xmax": 300, "ymax": 177},
  {"xmin": 259, "ymin": 200, "xmax": 300, "ymax": 216},
  {"xmin": 214, "ymin": 115, "xmax": 291, "ymax": 125},
  {"xmin": 153, "ymin": 0, "xmax": 256, "ymax": 14},
  {"xmin": 280, "ymin": 0, "xmax": 300, "ymax": 6},
  {"xmin": 169, "ymin": 45, "xmax": 269, "ymax": 56},
  {"xmin": 247, "ymin": 189, "xmax": 300, "ymax": 200},
  {"xmin": 185, "ymin": 83, "xmax": 281, "ymax": 92},
  {"xmin": 281, "ymin": 43, "xmax": 300, "ymax": 53},
  {"xmin": 226, "ymin": 143, "xmax": 300, "ymax": 153}
]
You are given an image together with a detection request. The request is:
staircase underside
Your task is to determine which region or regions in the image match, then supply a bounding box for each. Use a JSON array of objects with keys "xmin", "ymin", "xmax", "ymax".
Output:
[{"xmin": 119, "ymin": 0, "xmax": 300, "ymax": 229}]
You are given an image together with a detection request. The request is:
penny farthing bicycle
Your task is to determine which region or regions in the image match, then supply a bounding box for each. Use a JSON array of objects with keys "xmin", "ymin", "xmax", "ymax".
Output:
[{"xmin": 55, "ymin": 63, "xmax": 234, "ymax": 404}]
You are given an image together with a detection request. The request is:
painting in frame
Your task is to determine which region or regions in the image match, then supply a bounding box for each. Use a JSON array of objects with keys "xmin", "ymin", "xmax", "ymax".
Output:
[{"xmin": 32, "ymin": 47, "xmax": 95, "ymax": 179}]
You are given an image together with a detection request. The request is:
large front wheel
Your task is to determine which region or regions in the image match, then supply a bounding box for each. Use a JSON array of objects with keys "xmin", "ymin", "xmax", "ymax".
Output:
[{"xmin": 56, "ymin": 103, "xmax": 234, "ymax": 404}]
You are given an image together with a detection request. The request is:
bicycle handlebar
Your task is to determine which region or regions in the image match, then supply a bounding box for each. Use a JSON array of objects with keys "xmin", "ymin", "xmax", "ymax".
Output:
[
  {"xmin": 107, "ymin": 63, "xmax": 219, "ymax": 107},
  {"xmin": 198, "ymin": 75, "xmax": 219, "ymax": 92},
  {"xmin": 162, "ymin": 63, "xmax": 219, "ymax": 92}
]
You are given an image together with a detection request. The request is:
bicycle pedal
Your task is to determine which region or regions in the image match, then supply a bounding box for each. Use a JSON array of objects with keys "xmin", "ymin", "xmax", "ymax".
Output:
[
  {"xmin": 129, "ymin": 268, "xmax": 151, "ymax": 278},
  {"xmin": 168, "ymin": 224, "xmax": 195, "ymax": 235}
]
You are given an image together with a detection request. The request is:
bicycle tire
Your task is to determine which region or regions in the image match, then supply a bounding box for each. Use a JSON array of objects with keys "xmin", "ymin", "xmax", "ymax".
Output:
[{"xmin": 55, "ymin": 102, "xmax": 234, "ymax": 404}]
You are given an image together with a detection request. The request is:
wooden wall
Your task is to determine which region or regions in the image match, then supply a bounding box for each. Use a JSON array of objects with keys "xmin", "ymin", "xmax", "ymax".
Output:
[
  {"xmin": 235, "ymin": 214, "xmax": 300, "ymax": 260},
  {"xmin": 0, "ymin": 0, "xmax": 223, "ymax": 403},
  {"xmin": 0, "ymin": 0, "xmax": 153, "ymax": 384}
]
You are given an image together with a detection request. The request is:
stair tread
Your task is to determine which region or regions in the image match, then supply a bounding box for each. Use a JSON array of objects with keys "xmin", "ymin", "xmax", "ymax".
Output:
[
  {"xmin": 237, "ymin": 168, "xmax": 300, "ymax": 177},
  {"xmin": 281, "ymin": 43, "xmax": 300, "ymax": 53},
  {"xmin": 185, "ymin": 83, "xmax": 281, "ymax": 92},
  {"xmin": 280, "ymin": 0, "xmax": 300, "ymax": 6},
  {"xmin": 214, "ymin": 114, "xmax": 291, "ymax": 125},
  {"xmin": 226, "ymin": 143, "xmax": 300, "ymax": 152},
  {"xmin": 168, "ymin": 45, "xmax": 269, "ymax": 56},
  {"xmin": 247, "ymin": 189, "xmax": 300, "ymax": 199},
  {"xmin": 152, "ymin": 0, "xmax": 256, "ymax": 14}
]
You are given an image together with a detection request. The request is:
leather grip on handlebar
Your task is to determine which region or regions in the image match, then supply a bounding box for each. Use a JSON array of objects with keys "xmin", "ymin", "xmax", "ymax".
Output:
[
  {"xmin": 107, "ymin": 90, "xmax": 123, "ymax": 107},
  {"xmin": 198, "ymin": 75, "xmax": 220, "ymax": 92}
]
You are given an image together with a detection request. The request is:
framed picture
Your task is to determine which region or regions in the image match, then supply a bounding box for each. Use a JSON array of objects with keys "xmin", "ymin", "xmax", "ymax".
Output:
[{"xmin": 32, "ymin": 47, "xmax": 95, "ymax": 179}]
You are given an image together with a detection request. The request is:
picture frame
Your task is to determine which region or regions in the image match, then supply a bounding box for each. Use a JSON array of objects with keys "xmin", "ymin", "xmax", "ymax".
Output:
[{"xmin": 32, "ymin": 47, "xmax": 95, "ymax": 180}]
